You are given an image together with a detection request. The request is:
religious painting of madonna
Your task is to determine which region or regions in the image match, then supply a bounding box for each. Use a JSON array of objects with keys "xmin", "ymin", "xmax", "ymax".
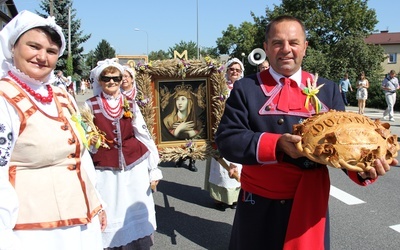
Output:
[{"xmin": 157, "ymin": 79, "xmax": 209, "ymax": 143}]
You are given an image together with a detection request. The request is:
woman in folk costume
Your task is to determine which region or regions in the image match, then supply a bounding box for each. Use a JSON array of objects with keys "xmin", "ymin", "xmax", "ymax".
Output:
[
  {"xmin": 205, "ymin": 58, "xmax": 244, "ymax": 211},
  {"xmin": 120, "ymin": 65, "xmax": 137, "ymax": 100},
  {"xmin": 0, "ymin": 10, "xmax": 106, "ymax": 250},
  {"xmin": 85, "ymin": 58, "xmax": 162, "ymax": 249}
]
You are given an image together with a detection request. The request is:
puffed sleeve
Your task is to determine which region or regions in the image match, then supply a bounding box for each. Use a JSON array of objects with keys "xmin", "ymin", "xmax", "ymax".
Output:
[
  {"xmin": 132, "ymin": 102, "xmax": 163, "ymax": 181},
  {"xmin": 0, "ymin": 96, "xmax": 21, "ymax": 249}
]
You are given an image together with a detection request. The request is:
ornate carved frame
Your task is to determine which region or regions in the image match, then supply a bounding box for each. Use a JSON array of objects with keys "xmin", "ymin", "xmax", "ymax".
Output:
[{"xmin": 135, "ymin": 58, "xmax": 227, "ymax": 162}]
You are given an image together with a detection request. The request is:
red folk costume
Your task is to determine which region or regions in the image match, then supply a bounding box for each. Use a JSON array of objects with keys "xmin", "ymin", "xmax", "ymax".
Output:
[
  {"xmin": 216, "ymin": 68, "xmax": 374, "ymax": 249},
  {"xmin": 87, "ymin": 94, "xmax": 149, "ymax": 170}
]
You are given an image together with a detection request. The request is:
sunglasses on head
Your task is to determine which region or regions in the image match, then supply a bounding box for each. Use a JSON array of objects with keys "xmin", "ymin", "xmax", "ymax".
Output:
[{"xmin": 99, "ymin": 75, "xmax": 122, "ymax": 82}]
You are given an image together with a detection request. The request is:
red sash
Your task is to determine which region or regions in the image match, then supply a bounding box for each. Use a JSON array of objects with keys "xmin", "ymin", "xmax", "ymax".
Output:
[{"xmin": 241, "ymin": 164, "xmax": 330, "ymax": 249}]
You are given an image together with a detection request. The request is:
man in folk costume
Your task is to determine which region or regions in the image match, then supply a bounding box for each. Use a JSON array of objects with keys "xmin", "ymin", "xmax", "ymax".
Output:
[{"xmin": 216, "ymin": 15, "xmax": 394, "ymax": 250}]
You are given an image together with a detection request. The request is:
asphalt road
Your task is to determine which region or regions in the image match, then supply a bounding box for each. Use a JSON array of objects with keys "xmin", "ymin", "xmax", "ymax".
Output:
[{"xmin": 75, "ymin": 92, "xmax": 400, "ymax": 250}]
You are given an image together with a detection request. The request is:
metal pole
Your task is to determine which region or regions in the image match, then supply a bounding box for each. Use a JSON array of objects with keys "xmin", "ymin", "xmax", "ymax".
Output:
[
  {"xmin": 49, "ymin": 0, "xmax": 54, "ymax": 17},
  {"xmin": 68, "ymin": 7, "xmax": 71, "ymax": 57},
  {"xmin": 196, "ymin": 0, "xmax": 199, "ymax": 59}
]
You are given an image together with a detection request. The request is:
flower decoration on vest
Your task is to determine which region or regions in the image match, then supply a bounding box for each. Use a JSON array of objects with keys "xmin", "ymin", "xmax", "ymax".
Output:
[
  {"xmin": 79, "ymin": 106, "xmax": 112, "ymax": 149},
  {"xmin": 123, "ymin": 98, "xmax": 134, "ymax": 118},
  {"xmin": 302, "ymin": 73, "xmax": 324, "ymax": 114}
]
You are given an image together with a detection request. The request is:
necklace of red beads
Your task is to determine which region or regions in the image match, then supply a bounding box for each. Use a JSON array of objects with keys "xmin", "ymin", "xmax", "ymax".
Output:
[
  {"xmin": 101, "ymin": 92, "xmax": 123, "ymax": 118},
  {"xmin": 8, "ymin": 71, "xmax": 53, "ymax": 103}
]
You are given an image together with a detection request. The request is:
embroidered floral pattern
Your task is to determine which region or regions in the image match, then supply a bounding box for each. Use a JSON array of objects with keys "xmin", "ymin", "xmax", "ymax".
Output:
[{"xmin": 0, "ymin": 127, "xmax": 12, "ymax": 167}]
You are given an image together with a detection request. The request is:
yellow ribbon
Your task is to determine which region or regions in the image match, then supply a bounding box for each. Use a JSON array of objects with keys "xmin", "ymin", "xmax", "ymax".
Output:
[
  {"xmin": 88, "ymin": 131, "xmax": 113, "ymax": 149},
  {"xmin": 303, "ymin": 74, "xmax": 324, "ymax": 114},
  {"xmin": 71, "ymin": 114, "xmax": 88, "ymax": 148},
  {"xmin": 303, "ymin": 85, "xmax": 324, "ymax": 113}
]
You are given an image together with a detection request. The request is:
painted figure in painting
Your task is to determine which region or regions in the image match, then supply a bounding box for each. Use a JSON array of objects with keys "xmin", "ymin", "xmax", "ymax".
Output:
[{"xmin": 162, "ymin": 83, "xmax": 203, "ymax": 140}]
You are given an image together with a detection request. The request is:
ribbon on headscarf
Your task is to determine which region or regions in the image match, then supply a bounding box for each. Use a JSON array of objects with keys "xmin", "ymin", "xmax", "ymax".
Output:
[
  {"xmin": 90, "ymin": 58, "xmax": 125, "ymax": 96},
  {"xmin": 302, "ymin": 73, "xmax": 324, "ymax": 114}
]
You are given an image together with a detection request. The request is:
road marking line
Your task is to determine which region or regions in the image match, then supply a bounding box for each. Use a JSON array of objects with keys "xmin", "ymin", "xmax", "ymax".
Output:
[
  {"xmin": 330, "ymin": 185, "xmax": 366, "ymax": 205},
  {"xmin": 390, "ymin": 224, "xmax": 400, "ymax": 233}
]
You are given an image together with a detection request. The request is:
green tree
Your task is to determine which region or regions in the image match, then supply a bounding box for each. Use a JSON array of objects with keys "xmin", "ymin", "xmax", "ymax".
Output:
[
  {"xmin": 200, "ymin": 46, "xmax": 219, "ymax": 59},
  {"xmin": 216, "ymin": 22, "xmax": 259, "ymax": 74},
  {"xmin": 168, "ymin": 41, "xmax": 198, "ymax": 60},
  {"xmin": 149, "ymin": 50, "xmax": 171, "ymax": 61},
  {"xmin": 66, "ymin": 55, "xmax": 73, "ymax": 76},
  {"xmin": 216, "ymin": 0, "xmax": 388, "ymax": 108},
  {"xmin": 38, "ymin": 0, "xmax": 90, "ymax": 76},
  {"xmin": 93, "ymin": 39, "xmax": 116, "ymax": 62}
]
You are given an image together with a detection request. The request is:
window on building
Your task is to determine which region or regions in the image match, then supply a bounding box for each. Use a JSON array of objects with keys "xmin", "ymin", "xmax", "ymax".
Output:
[
  {"xmin": 0, "ymin": 3, "xmax": 7, "ymax": 13},
  {"xmin": 388, "ymin": 53, "xmax": 397, "ymax": 64}
]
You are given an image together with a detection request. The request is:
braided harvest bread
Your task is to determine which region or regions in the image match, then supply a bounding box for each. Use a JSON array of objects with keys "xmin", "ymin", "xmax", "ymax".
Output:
[{"xmin": 293, "ymin": 110, "xmax": 399, "ymax": 172}]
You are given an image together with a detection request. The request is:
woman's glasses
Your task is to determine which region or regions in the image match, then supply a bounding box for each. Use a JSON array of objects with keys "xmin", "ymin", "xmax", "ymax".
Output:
[
  {"xmin": 229, "ymin": 67, "xmax": 242, "ymax": 73},
  {"xmin": 99, "ymin": 75, "xmax": 122, "ymax": 82}
]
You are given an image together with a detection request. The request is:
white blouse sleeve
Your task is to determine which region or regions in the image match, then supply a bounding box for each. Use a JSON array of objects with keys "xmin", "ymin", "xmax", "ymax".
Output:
[
  {"xmin": 132, "ymin": 103, "xmax": 163, "ymax": 181},
  {"xmin": 0, "ymin": 96, "xmax": 22, "ymax": 249}
]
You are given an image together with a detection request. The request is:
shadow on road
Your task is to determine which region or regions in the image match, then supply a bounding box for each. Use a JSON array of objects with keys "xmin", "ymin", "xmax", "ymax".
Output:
[{"xmin": 155, "ymin": 179, "xmax": 232, "ymax": 249}]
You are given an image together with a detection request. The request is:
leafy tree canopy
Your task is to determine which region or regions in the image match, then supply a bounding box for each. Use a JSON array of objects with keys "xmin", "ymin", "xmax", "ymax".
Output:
[{"xmin": 38, "ymin": 0, "xmax": 90, "ymax": 76}]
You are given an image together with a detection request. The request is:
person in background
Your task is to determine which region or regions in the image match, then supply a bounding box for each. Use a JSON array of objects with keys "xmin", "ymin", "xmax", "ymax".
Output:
[
  {"xmin": 215, "ymin": 15, "xmax": 395, "ymax": 249},
  {"xmin": 121, "ymin": 65, "xmax": 137, "ymax": 100},
  {"xmin": 339, "ymin": 73, "xmax": 353, "ymax": 106},
  {"xmin": 258, "ymin": 59, "xmax": 270, "ymax": 72},
  {"xmin": 85, "ymin": 58, "xmax": 162, "ymax": 249},
  {"xmin": 80, "ymin": 78, "xmax": 86, "ymax": 94},
  {"xmin": 205, "ymin": 58, "xmax": 243, "ymax": 211},
  {"xmin": 0, "ymin": 10, "xmax": 106, "ymax": 249},
  {"xmin": 356, "ymin": 71, "xmax": 369, "ymax": 114},
  {"xmin": 55, "ymin": 69, "xmax": 67, "ymax": 88},
  {"xmin": 381, "ymin": 70, "xmax": 399, "ymax": 122}
]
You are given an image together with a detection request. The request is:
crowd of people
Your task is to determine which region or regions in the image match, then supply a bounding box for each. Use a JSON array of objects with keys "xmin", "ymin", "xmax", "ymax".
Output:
[{"xmin": 0, "ymin": 10, "xmax": 398, "ymax": 250}]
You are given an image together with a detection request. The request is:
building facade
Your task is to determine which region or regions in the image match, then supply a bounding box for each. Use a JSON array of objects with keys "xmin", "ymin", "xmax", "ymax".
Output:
[
  {"xmin": 0, "ymin": 0, "xmax": 17, "ymax": 30},
  {"xmin": 365, "ymin": 31, "xmax": 400, "ymax": 74}
]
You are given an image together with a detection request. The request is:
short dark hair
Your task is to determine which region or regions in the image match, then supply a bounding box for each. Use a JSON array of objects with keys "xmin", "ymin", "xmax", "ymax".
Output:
[
  {"xmin": 265, "ymin": 15, "xmax": 306, "ymax": 42},
  {"xmin": 15, "ymin": 26, "xmax": 63, "ymax": 49}
]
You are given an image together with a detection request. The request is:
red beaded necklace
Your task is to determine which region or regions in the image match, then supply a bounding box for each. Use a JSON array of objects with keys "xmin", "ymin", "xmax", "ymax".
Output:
[
  {"xmin": 101, "ymin": 92, "xmax": 123, "ymax": 118},
  {"xmin": 8, "ymin": 71, "xmax": 53, "ymax": 103}
]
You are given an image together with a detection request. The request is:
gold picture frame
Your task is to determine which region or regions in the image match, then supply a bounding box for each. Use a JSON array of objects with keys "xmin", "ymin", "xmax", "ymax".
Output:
[{"xmin": 135, "ymin": 58, "xmax": 227, "ymax": 162}]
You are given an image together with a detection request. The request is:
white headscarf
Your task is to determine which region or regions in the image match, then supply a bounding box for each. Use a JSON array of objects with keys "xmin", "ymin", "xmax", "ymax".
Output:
[
  {"xmin": 225, "ymin": 57, "xmax": 244, "ymax": 80},
  {"xmin": 90, "ymin": 58, "xmax": 124, "ymax": 96},
  {"xmin": 0, "ymin": 10, "xmax": 66, "ymax": 79},
  {"xmin": 122, "ymin": 65, "xmax": 137, "ymax": 99}
]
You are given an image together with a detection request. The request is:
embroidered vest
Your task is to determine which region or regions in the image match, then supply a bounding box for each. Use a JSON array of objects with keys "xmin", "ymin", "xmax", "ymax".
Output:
[
  {"xmin": 88, "ymin": 96, "xmax": 149, "ymax": 170},
  {"xmin": 0, "ymin": 79, "xmax": 102, "ymax": 230}
]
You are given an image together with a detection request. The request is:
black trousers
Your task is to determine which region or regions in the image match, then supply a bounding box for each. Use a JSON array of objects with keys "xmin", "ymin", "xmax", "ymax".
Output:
[{"xmin": 229, "ymin": 189, "xmax": 330, "ymax": 250}]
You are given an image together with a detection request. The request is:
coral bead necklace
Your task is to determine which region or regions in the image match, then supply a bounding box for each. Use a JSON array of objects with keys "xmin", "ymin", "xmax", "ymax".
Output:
[
  {"xmin": 8, "ymin": 71, "xmax": 53, "ymax": 103},
  {"xmin": 101, "ymin": 92, "xmax": 123, "ymax": 118}
]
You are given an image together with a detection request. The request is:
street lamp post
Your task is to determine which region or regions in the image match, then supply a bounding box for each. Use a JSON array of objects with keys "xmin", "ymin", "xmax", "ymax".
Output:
[
  {"xmin": 241, "ymin": 52, "xmax": 245, "ymax": 65},
  {"xmin": 134, "ymin": 28, "xmax": 149, "ymax": 55}
]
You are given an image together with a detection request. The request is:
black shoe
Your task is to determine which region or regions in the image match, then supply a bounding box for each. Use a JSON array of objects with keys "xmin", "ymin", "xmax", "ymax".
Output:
[
  {"xmin": 188, "ymin": 162, "xmax": 198, "ymax": 172},
  {"xmin": 175, "ymin": 158, "xmax": 184, "ymax": 168},
  {"xmin": 215, "ymin": 202, "xmax": 226, "ymax": 211},
  {"xmin": 230, "ymin": 203, "xmax": 237, "ymax": 209},
  {"xmin": 188, "ymin": 159, "xmax": 197, "ymax": 172}
]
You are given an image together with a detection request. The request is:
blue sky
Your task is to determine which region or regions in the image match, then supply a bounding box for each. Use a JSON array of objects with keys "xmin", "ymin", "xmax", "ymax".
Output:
[{"xmin": 13, "ymin": 0, "xmax": 400, "ymax": 56}]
